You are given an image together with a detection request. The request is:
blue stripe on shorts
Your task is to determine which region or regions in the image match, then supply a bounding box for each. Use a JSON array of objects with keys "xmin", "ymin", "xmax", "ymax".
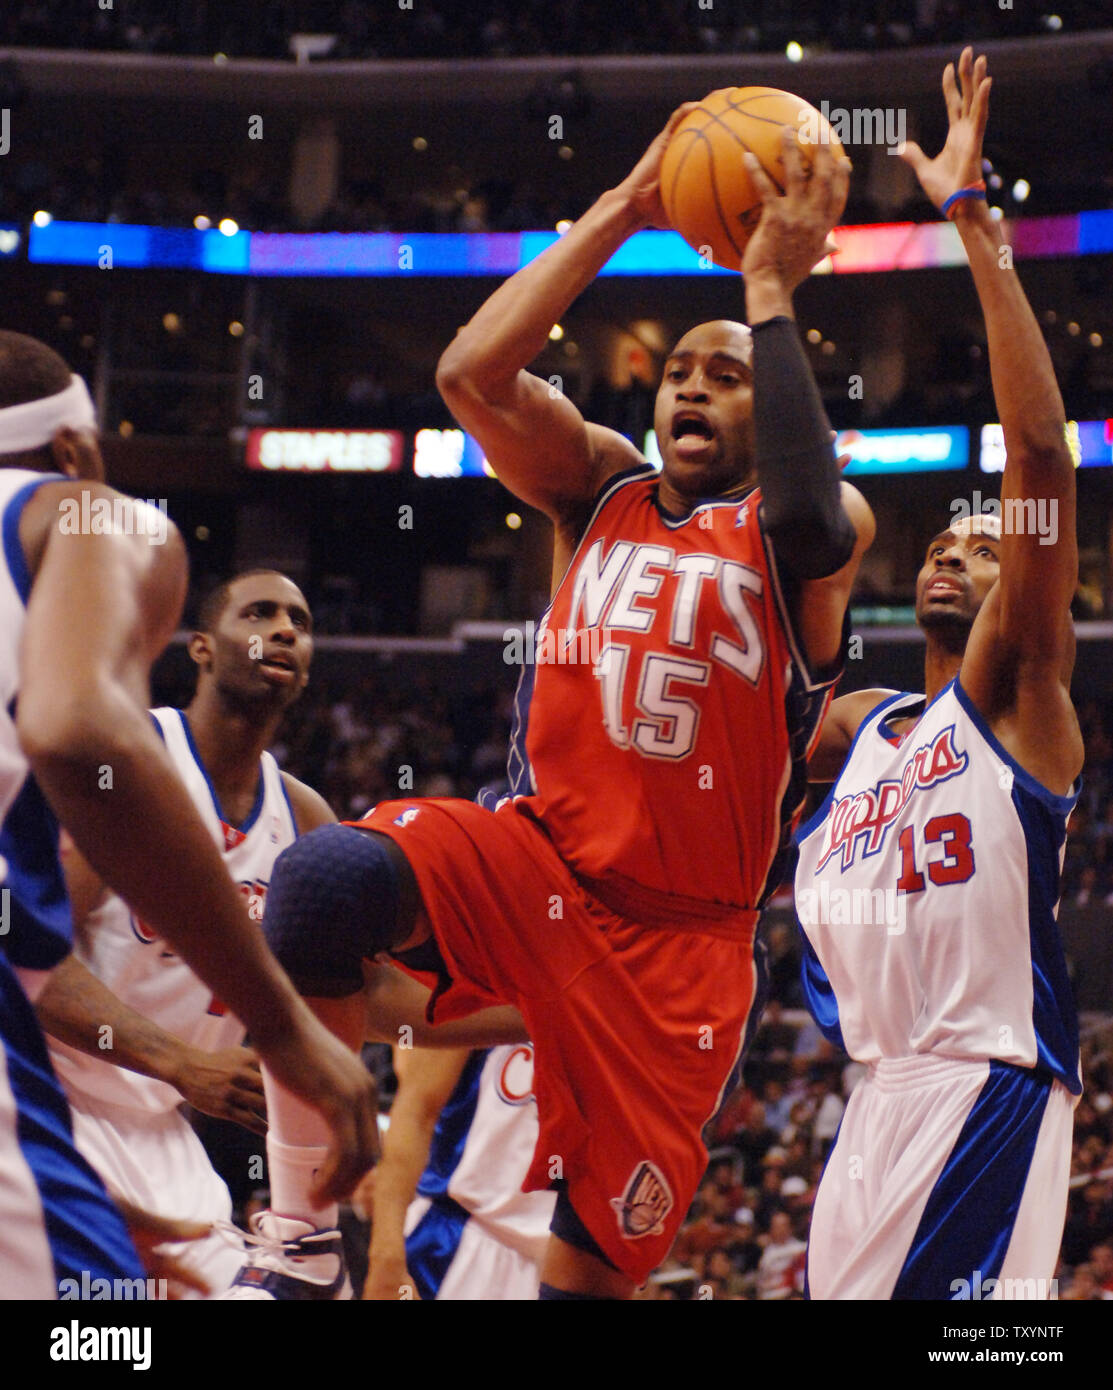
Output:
[{"xmin": 891, "ymin": 1060, "xmax": 1051, "ymax": 1300}]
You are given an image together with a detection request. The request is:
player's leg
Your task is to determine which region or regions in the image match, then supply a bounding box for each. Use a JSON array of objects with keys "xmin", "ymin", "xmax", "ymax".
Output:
[
  {"xmin": 991, "ymin": 1080, "xmax": 1074, "ymax": 1299},
  {"xmin": 539, "ymin": 1235, "xmax": 636, "ymax": 1300},
  {"xmin": 528, "ymin": 926, "xmax": 758, "ymax": 1298},
  {"xmin": 67, "ymin": 1098, "xmax": 243, "ymax": 1296},
  {"xmin": 809, "ymin": 1056, "xmax": 1061, "ymax": 1301},
  {"xmin": 889, "ymin": 1062, "xmax": 1069, "ymax": 1301}
]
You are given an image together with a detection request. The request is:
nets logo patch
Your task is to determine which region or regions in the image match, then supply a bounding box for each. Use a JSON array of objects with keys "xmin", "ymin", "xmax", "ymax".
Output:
[{"xmin": 610, "ymin": 1161, "xmax": 673, "ymax": 1239}]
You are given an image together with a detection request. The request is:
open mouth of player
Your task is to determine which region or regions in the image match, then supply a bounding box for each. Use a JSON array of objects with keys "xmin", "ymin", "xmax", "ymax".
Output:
[
  {"xmin": 671, "ymin": 414, "xmax": 716, "ymax": 457},
  {"xmin": 925, "ymin": 579, "xmax": 963, "ymax": 601},
  {"xmin": 259, "ymin": 653, "xmax": 297, "ymax": 680}
]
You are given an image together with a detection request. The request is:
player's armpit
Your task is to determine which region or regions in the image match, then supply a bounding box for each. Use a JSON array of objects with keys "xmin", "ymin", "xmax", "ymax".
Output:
[
  {"xmin": 807, "ymin": 688, "xmax": 897, "ymax": 784},
  {"xmin": 362, "ymin": 960, "xmax": 529, "ymax": 1048}
]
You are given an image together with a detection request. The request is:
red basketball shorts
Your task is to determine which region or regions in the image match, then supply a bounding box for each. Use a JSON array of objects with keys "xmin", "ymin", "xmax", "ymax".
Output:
[{"xmin": 354, "ymin": 796, "xmax": 759, "ymax": 1283}]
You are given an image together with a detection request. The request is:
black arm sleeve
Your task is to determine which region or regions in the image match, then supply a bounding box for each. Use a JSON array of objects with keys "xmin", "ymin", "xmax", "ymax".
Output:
[{"xmin": 752, "ymin": 315, "xmax": 857, "ymax": 580}]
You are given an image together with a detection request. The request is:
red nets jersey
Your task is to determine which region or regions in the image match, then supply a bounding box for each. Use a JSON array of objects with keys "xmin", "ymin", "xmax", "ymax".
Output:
[{"xmin": 506, "ymin": 465, "xmax": 843, "ymax": 917}]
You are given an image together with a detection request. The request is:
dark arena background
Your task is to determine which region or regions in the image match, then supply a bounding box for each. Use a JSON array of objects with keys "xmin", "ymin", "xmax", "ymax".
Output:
[{"xmin": 3, "ymin": 0, "xmax": 1112, "ymax": 1352}]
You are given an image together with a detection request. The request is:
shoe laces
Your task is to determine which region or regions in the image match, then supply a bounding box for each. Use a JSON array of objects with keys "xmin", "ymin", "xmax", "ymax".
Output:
[{"xmin": 214, "ymin": 1214, "xmax": 341, "ymax": 1266}]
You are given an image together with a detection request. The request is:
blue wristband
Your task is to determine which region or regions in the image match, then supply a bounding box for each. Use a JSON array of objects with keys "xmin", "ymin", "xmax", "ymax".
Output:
[{"xmin": 941, "ymin": 184, "xmax": 988, "ymax": 219}]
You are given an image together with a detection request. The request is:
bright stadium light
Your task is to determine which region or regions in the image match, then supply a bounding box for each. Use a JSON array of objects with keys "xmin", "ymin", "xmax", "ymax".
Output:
[
  {"xmin": 32, "ymin": 210, "xmax": 53, "ymax": 227},
  {"xmin": 218, "ymin": 218, "xmax": 239, "ymax": 237},
  {"xmin": 786, "ymin": 41, "xmax": 804, "ymax": 62},
  {"xmin": 1012, "ymin": 179, "xmax": 1030, "ymax": 202}
]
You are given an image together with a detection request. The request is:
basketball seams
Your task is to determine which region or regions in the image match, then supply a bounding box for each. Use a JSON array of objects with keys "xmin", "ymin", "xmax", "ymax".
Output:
[
  {"xmin": 664, "ymin": 113, "xmax": 778, "ymax": 267},
  {"xmin": 665, "ymin": 87, "xmax": 840, "ymax": 269}
]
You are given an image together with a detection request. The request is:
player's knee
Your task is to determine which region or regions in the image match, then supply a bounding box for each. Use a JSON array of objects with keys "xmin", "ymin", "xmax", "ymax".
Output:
[{"xmin": 262, "ymin": 824, "xmax": 406, "ymax": 996}]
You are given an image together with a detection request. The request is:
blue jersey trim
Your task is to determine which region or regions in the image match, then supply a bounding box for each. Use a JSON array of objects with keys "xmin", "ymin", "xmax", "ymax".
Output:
[
  {"xmin": 951, "ymin": 677, "xmax": 1079, "ymax": 815},
  {"xmin": 0, "ymin": 954, "xmax": 144, "ymax": 1287},
  {"xmin": 891, "ymin": 1061, "xmax": 1051, "ymax": 1299},
  {"xmin": 798, "ymin": 929, "xmax": 847, "ymax": 1052},
  {"xmin": 1010, "ymin": 781, "xmax": 1081, "ymax": 1094},
  {"xmin": 404, "ymin": 1195, "xmax": 471, "ymax": 1301},
  {"xmin": 0, "ymin": 749, "xmax": 72, "ymax": 970},
  {"xmin": 278, "ymin": 770, "xmax": 300, "ymax": 839},
  {"xmin": 176, "ymin": 710, "xmax": 265, "ymax": 834},
  {"xmin": 2, "ymin": 474, "xmax": 64, "ymax": 605},
  {"xmin": 652, "ymin": 483, "xmax": 758, "ymax": 531},
  {"xmin": 415, "ymin": 1049, "xmax": 488, "ymax": 1200}
]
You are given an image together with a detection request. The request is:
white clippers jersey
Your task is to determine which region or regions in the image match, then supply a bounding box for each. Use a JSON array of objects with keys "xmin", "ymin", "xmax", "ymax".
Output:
[
  {"xmin": 415, "ymin": 1044, "xmax": 555, "ymax": 1261},
  {"xmin": 0, "ymin": 470, "xmax": 75, "ymax": 972},
  {"xmin": 49, "ymin": 707, "xmax": 299, "ymax": 1113},
  {"xmin": 795, "ymin": 678, "xmax": 1080, "ymax": 1094}
]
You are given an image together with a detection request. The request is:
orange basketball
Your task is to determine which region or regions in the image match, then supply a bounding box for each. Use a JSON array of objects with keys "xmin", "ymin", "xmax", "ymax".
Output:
[{"xmin": 661, "ymin": 87, "xmax": 849, "ymax": 273}]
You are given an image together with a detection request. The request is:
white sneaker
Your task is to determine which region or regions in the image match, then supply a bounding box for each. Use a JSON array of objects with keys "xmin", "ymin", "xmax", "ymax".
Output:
[{"xmin": 218, "ymin": 1212, "xmax": 351, "ymax": 1301}]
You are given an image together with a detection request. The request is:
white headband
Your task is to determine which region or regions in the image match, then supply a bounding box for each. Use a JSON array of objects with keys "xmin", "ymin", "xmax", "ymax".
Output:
[{"xmin": 0, "ymin": 376, "xmax": 97, "ymax": 453}]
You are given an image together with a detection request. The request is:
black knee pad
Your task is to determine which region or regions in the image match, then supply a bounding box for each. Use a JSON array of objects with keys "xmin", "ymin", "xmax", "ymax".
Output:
[{"xmin": 262, "ymin": 824, "xmax": 402, "ymax": 996}]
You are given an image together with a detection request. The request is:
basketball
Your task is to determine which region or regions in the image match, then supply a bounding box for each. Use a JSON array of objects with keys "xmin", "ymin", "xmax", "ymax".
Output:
[{"xmin": 661, "ymin": 87, "xmax": 849, "ymax": 272}]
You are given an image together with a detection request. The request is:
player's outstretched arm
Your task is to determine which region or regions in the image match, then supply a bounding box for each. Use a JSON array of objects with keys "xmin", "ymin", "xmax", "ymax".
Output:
[
  {"xmin": 741, "ymin": 135, "xmax": 875, "ymax": 671},
  {"xmin": 901, "ymin": 50, "xmax": 1082, "ymax": 790},
  {"xmin": 36, "ymin": 956, "xmax": 269, "ymax": 1134},
  {"xmin": 436, "ymin": 106, "xmax": 696, "ymax": 526},
  {"xmin": 17, "ymin": 480, "xmax": 377, "ymax": 1199},
  {"xmin": 360, "ymin": 1045, "xmax": 472, "ymax": 1301},
  {"xmin": 362, "ymin": 960, "xmax": 529, "ymax": 1048}
]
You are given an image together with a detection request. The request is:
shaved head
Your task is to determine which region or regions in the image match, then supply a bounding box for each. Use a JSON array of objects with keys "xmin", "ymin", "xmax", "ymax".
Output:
[{"xmin": 670, "ymin": 320, "xmax": 753, "ymax": 368}]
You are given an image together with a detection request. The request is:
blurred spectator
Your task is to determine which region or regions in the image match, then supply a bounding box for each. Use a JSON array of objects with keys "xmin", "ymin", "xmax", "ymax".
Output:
[{"xmin": 756, "ymin": 1211, "xmax": 807, "ymax": 1301}]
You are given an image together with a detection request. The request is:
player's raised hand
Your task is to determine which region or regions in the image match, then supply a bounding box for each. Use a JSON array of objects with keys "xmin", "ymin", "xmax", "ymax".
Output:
[
  {"xmin": 173, "ymin": 1045, "xmax": 268, "ymax": 1136},
  {"xmin": 253, "ymin": 1005, "xmax": 380, "ymax": 1202},
  {"xmin": 899, "ymin": 47, "xmax": 991, "ymax": 214},
  {"xmin": 741, "ymin": 128, "xmax": 849, "ymax": 292},
  {"xmin": 614, "ymin": 103, "xmax": 700, "ymax": 230}
]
